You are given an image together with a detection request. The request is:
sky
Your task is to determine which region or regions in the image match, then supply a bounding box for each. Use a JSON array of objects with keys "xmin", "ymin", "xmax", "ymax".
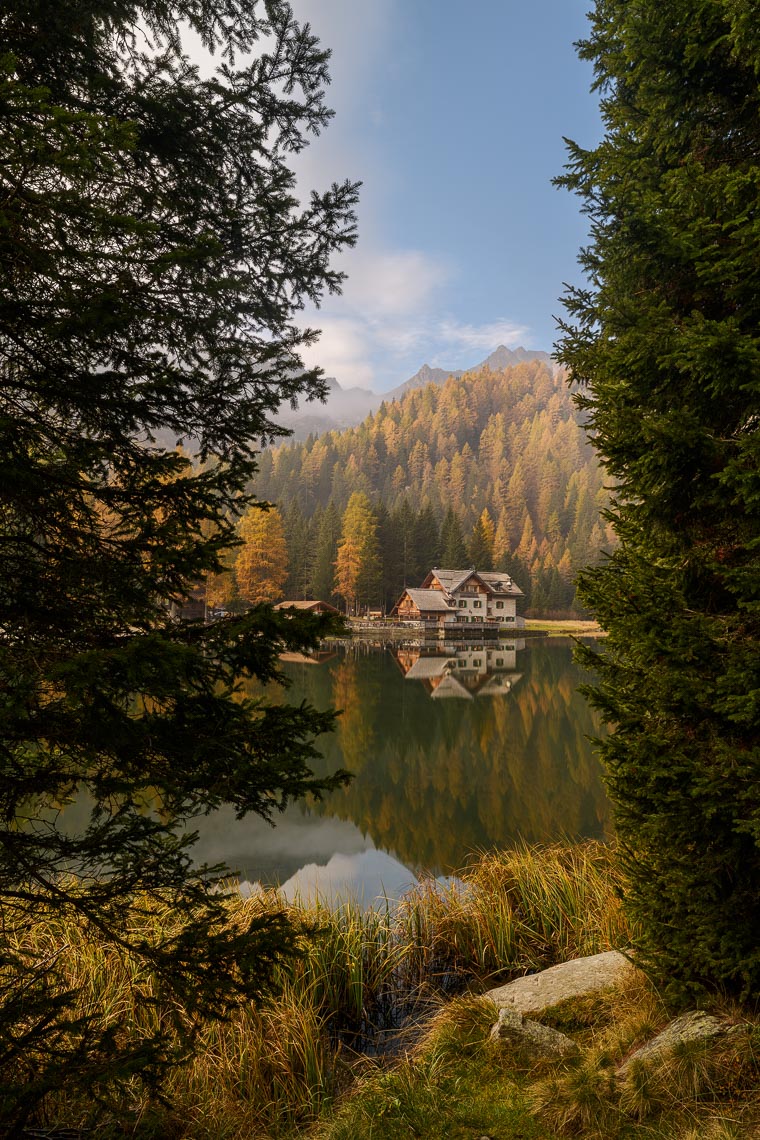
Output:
[{"xmin": 255, "ymin": 2, "xmax": 603, "ymax": 393}]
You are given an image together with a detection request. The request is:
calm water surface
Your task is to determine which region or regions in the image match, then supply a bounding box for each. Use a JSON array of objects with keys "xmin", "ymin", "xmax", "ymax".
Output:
[{"xmin": 191, "ymin": 638, "xmax": 610, "ymax": 904}]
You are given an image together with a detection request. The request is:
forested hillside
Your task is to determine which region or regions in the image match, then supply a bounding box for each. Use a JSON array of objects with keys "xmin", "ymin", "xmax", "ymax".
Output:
[{"xmin": 252, "ymin": 361, "xmax": 612, "ymax": 615}]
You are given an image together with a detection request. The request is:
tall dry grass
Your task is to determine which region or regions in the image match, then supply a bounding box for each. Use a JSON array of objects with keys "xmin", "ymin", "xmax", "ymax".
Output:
[{"xmin": 6, "ymin": 841, "xmax": 631, "ymax": 1136}]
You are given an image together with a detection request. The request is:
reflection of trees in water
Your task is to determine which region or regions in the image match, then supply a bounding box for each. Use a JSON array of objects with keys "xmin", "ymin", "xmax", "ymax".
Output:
[{"xmin": 271, "ymin": 642, "xmax": 610, "ymax": 875}]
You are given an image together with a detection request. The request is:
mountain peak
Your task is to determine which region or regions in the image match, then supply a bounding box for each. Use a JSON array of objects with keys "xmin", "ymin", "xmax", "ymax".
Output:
[
  {"xmin": 481, "ymin": 345, "xmax": 552, "ymax": 370},
  {"xmin": 273, "ymin": 345, "xmax": 554, "ymax": 439}
]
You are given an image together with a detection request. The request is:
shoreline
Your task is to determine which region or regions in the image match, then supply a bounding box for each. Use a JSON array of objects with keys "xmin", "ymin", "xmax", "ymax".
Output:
[
  {"xmin": 523, "ymin": 618, "xmax": 605, "ymax": 636},
  {"xmin": 337, "ymin": 617, "xmax": 605, "ymax": 641}
]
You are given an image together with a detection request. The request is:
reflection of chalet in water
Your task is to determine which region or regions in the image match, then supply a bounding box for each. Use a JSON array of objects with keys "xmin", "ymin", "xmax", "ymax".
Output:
[
  {"xmin": 391, "ymin": 568, "xmax": 523, "ymax": 629},
  {"xmin": 393, "ymin": 645, "xmax": 522, "ymax": 700}
]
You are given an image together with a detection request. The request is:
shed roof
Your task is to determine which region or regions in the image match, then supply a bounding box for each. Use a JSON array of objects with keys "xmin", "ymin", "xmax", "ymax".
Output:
[{"xmin": 274, "ymin": 599, "xmax": 340, "ymax": 613}]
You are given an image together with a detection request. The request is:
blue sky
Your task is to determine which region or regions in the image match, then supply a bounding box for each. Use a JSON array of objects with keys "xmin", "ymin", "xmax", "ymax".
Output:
[{"xmin": 289, "ymin": 2, "xmax": 603, "ymax": 392}]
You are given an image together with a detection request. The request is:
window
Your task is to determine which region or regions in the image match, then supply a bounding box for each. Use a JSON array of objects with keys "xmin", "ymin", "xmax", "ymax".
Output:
[
  {"xmin": 473, "ymin": 600, "xmax": 482, "ymax": 609},
  {"xmin": 495, "ymin": 600, "xmax": 504, "ymax": 609},
  {"xmin": 458, "ymin": 599, "xmax": 466, "ymax": 608},
  {"xmin": 495, "ymin": 658, "xmax": 504, "ymax": 666}
]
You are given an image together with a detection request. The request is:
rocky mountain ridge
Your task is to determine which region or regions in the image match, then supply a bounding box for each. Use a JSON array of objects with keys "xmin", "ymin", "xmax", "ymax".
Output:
[{"xmin": 275, "ymin": 345, "xmax": 554, "ymax": 440}]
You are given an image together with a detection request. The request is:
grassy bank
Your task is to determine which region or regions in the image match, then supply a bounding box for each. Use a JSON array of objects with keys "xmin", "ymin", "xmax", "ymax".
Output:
[
  {"xmin": 13, "ymin": 842, "xmax": 760, "ymax": 1137},
  {"xmin": 9, "ymin": 843, "xmax": 626, "ymax": 1136},
  {"xmin": 523, "ymin": 618, "xmax": 605, "ymax": 636},
  {"xmin": 320, "ymin": 973, "xmax": 760, "ymax": 1139}
]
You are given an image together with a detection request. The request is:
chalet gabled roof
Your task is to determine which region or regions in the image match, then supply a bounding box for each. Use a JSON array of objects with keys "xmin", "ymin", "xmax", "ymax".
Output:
[
  {"xmin": 429, "ymin": 674, "xmax": 474, "ymax": 700},
  {"xmin": 423, "ymin": 567, "xmax": 477, "ymax": 593},
  {"xmin": 476, "ymin": 571, "xmax": 524, "ymax": 597},
  {"xmin": 424, "ymin": 568, "xmax": 523, "ymax": 597}
]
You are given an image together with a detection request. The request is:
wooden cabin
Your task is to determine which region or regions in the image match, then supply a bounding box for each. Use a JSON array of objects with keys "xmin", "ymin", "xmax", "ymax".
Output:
[
  {"xmin": 392, "ymin": 568, "xmax": 524, "ymax": 627},
  {"xmin": 391, "ymin": 587, "xmax": 458, "ymax": 626},
  {"xmin": 420, "ymin": 568, "xmax": 523, "ymax": 624}
]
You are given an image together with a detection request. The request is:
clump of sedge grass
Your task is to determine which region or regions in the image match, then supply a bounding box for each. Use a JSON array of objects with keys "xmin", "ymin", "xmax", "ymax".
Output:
[
  {"xmin": 531, "ymin": 970, "xmax": 760, "ymax": 1138},
  {"xmin": 396, "ymin": 840, "xmax": 630, "ymax": 990}
]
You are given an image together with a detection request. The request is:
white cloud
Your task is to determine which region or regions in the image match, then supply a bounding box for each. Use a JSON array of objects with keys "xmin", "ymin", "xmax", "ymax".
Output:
[
  {"xmin": 300, "ymin": 244, "xmax": 449, "ymax": 387},
  {"xmin": 435, "ymin": 318, "xmax": 530, "ymax": 353},
  {"xmin": 179, "ymin": 4, "xmax": 534, "ymax": 393},
  {"xmin": 279, "ymin": 848, "xmax": 418, "ymax": 908},
  {"xmin": 345, "ymin": 248, "xmax": 449, "ymax": 318},
  {"xmin": 300, "ymin": 251, "xmax": 533, "ymax": 389},
  {"xmin": 299, "ymin": 316, "xmax": 376, "ymax": 388},
  {"xmin": 300, "ymin": 256, "xmax": 533, "ymax": 389}
]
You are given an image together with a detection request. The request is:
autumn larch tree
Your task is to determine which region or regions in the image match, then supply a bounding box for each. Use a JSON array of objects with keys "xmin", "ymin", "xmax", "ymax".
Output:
[
  {"xmin": 0, "ymin": 0, "xmax": 355, "ymax": 1123},
  {"xmin": 335, "ymin": 492, "xmax": 381, "ymax": 615},
  {"xmin": 558, "ymin": 0, "xmax": 760, "ymax": 999},
  {"xmin": 236, "ymin": 505, "xmax": 289, "ymax": 604}
]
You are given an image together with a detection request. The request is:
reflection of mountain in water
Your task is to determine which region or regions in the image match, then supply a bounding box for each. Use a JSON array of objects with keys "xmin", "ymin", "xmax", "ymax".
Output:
[
  {"xmin": 247, "ymin": 640, "xmax": 612, "ymax": 876},
  {"xmin": 191, "ymin": 804, "xmax": 373, "ymax": 888},
  {"xmin": 393, "ymin": 643, "xmax": 523, "ymax": 701}
]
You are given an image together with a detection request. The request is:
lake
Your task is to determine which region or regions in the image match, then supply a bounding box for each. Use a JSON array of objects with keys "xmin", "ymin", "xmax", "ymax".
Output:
[{"xmin": 191, "ymin": 637, "xmax": 611, "ymax": 905}]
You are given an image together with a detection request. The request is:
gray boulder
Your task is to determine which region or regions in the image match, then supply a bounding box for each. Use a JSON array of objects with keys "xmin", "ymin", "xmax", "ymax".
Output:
[
  {"xmin": 617, "ymin": 1010, "xmax": 737, "ymax": 1077},
  {"xmin": 489, "ymin": 1007, "xmax": 579, "ymax": 1058},
  {"xmin": 486, "ymin": 950, "xmax": 635, "ymax": 1014}
]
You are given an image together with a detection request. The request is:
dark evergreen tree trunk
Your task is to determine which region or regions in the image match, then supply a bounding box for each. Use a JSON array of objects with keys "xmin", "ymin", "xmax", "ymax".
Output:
[{"xmin": 558, "ymin": 0, "xmax": 760, "ymax": 1000}]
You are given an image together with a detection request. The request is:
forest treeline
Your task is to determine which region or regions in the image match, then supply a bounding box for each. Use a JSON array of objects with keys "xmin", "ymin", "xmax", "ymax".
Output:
[{"xmin": 245, "ymin": 361, "xmax": 612, "ymax": 615}]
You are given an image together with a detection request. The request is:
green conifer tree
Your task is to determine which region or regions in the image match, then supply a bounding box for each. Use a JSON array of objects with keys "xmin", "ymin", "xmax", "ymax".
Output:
[
  {"xmin": 414, "ymin": 504, "xmax": 442, "ymax": 579},
  {"xmin": 309, "ymin": 501, "xmax": 342, "ymax": 603},
  {"xmin": 374, "ymin": 501, "xmax": 398, "ymax": 612},
  {"xmin": 0, "ymin": 0, "xmax": 355, "ymax": 1118},
  {"xmin": 558, "ymin": 0, "xmax": 760, "ymax": 998},
  {"xmin": 467, "ymin": 510, "xmax": 494, "ymax": 571},
  {"xmin": 283, "ymin": 501, "xmax": 313, "ymax": 600},
  {"xmin": 439, "ymin": 507, "xmax": 469, "ymax": 568},
  {"xmin": 392, "ymin": 499, "xmax": 418, "ymax": 587}
]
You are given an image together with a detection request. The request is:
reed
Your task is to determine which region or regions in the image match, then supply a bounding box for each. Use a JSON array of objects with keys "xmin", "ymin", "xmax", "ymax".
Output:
[
  {"xmin": 396, "ymin": 840, "xmax": 629, "ymax": 988},
  {"xmin": 5, "ymin": 841, "xmax": 630, "ymax": 1135}
]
